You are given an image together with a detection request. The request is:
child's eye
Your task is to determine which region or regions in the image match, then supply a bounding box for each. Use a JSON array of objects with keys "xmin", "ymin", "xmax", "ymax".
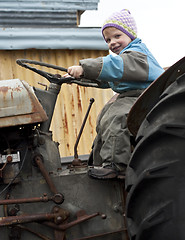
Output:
[
  {"xmin": 115, "ymin": 35, "xmax": 121, "ymax": 39},
  {"xmin": 106, "ymin": 39, "xmax": 110, "ymax": 44}
]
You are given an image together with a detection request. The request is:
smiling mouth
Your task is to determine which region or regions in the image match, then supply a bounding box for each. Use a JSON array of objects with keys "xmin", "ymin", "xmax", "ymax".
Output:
[{"xmin": 113, "ymin": 46, "xmax": 120, "ymax": 53}]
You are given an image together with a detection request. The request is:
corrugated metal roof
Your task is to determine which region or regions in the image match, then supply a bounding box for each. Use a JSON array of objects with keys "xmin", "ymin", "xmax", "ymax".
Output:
[
  {"xmin": 0, "ymin": 11, "xmax": 78, "ymax": 27},
  {"xmin": 0, "ymin": 1, "xmax": 104, "ymax": 50},
  {"xmin": 0, "ymin": 27, "xmax": 108, "ymax": 50},
  {"xmin": 0, "ymin": 0, "xmax": 99, "ymax": 11},
  {"xmin": 0, "ymin": 0, "xmax": 100, "ymax": 27}
]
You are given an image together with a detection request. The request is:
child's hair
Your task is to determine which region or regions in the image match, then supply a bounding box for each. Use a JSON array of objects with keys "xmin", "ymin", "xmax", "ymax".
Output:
[{"xmin": 102, "ymin": 9, "xmax": 137, "ymax": 40}]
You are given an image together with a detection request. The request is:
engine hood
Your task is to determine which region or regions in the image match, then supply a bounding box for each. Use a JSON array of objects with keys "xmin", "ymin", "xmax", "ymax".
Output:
[{"xmin": 0, "ymin": 79, "xmax": 48, "ymax": 128}]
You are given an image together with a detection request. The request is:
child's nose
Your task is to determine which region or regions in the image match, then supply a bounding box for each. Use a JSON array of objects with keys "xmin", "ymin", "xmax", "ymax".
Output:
[{"xmin": 110, "ymin": 39, "xmax": 116, "ymax": 45}]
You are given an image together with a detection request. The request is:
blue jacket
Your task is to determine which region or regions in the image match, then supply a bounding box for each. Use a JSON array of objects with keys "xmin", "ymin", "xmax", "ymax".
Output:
[{"xmin": 80, "ymin": 38, "xmax": 164, "ymax": 93}]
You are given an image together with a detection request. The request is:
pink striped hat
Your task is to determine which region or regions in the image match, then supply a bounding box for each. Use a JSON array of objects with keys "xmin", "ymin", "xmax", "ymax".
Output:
[{"xmin": 102, "ymin": 9, "xmax": 137, "ymax": 40}]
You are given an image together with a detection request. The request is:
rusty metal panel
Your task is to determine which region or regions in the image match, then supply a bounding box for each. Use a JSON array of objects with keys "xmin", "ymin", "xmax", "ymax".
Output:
[
  {"xmin": 0, "ymin": 78, "xmax": 48, "ymax": 128},
  {"xmin": 0, "ymin": 49, "xmax": 113, "ymax": 157}
]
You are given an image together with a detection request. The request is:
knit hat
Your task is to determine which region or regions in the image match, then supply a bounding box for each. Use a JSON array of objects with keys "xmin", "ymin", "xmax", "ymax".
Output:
[{"xmin": 102, "ymin": 9, "xmax": 137, "ymax": 40}]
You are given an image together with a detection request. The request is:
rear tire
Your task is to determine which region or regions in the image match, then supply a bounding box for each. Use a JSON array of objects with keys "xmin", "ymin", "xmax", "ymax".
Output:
[{"xmin": 126, "ymin": 73, "xmax": 185, "ymax": 240}]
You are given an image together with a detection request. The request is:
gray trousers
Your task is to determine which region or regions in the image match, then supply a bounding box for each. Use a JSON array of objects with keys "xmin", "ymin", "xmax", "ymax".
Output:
[{"xmin": 92, "ymin": 90, "xmax": 143, "ymax": 166}]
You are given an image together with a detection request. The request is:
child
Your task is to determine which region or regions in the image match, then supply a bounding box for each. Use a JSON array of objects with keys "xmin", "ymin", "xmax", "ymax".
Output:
[{"xmin": 65, "ymin": 9, "xmax": 164, "ymax": 179}]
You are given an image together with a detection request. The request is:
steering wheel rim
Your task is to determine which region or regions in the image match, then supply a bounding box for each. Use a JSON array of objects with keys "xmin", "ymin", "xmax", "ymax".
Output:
[{"xmin": 16, "ymin": 59, "xmax": 102, "ymax": 88}]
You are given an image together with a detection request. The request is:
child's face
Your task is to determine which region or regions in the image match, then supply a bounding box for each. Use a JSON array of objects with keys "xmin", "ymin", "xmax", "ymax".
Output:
[{"xmin": 103, "ymin": 27, "xmax": 132, "ymax": 55}]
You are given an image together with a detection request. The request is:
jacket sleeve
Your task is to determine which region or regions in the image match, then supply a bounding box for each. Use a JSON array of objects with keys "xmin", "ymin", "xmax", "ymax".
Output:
[
  {"xmin": 79, "ymin": 50, "xmax": 149, "ymax": 84},
  {"xmin": 79, "ymin": 57, "xmax": 110, "ymax": 88},
  {"xmin": 99, "ymin": 51, "xmax": 149, "ymax": 82}
]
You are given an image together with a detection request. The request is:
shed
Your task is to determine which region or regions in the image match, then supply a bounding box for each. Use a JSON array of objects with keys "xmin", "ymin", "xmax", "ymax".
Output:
[{"xmin": 0, "ymin": 0, "xmax": 113, "ymax": 158}]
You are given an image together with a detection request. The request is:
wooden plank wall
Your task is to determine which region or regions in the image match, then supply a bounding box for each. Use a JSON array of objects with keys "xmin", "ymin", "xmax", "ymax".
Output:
[{"xmin": 0, "ymin": 49, "xmax": 113, "ymax": 158}]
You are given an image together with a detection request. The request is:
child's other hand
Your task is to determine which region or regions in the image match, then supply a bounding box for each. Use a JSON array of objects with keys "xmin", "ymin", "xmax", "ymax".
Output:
[{"xmin": 67, "ymin": 66, "xmax": 84, "ymax": 79}]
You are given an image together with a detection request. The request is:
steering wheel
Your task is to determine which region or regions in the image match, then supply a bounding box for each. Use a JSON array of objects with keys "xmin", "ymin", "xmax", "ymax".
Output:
[{"xmin": 16, "ymin": 59, "xmax": 102, "ymax": 88}]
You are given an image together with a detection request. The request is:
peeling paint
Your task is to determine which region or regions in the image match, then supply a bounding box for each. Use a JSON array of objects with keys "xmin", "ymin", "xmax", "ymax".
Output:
[{"xmin": 0, "ymin": 79, "xmax": 47, "ymax": 127}]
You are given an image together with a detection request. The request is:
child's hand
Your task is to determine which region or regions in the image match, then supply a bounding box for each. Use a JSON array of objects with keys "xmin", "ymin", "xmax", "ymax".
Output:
[{"xmin": 66, "ymin": 66, "xmax": 84, "ymax": 79}]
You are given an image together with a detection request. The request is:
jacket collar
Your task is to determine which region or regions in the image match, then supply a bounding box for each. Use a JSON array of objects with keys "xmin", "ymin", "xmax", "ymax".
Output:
[{"xmin": 119, "ymin": 38, "xmax": 141, "ymax": 54}]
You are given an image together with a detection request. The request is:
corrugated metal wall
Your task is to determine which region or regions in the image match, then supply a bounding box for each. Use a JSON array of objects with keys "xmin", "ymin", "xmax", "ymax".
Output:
[
  {"xmin": 0, "ymin": 49, "xmax": 113, "ymax": 158},
  {"xmin": 0, "ymin": 0, "xmax": 100, "ymax": 27}
]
